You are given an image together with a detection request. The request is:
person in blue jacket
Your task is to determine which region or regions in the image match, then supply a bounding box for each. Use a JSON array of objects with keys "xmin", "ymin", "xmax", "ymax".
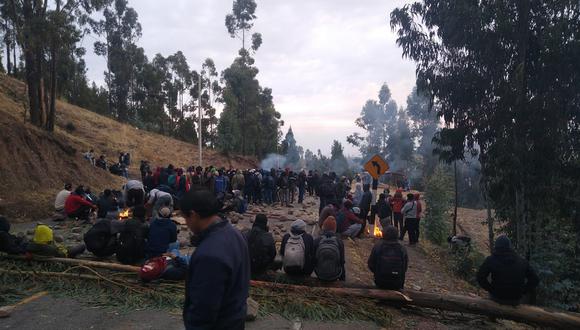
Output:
[{"xmin": 181, "ymin": 189, "xmax": 250, "ymax": 330}]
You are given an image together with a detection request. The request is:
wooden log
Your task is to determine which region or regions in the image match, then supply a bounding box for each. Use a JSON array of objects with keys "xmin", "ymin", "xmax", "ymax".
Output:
[
  {"xmin": 1, "ymin": 255, "xmax": 140, "ymax": 273},
  {"xmin": 251, "ymin": 281, "xmax": 580, "ymax": 328}
]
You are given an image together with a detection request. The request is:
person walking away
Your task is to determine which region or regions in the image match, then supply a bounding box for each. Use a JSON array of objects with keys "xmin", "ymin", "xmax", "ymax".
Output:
[
  {"xmin": 359, "ymin": 184, "xmax": 373, "ymax": 235},
  {"xmin": 232, "ymin": 170, "xmax": 245, "ymax": 191},
  {"xmin": 124, "ymin": 180, "xmax": 146, "ymax": 207},
  {"xmin": 307, "ymin": 171, "xmax": 314, "ymax": 196},
  {"xmin": 145, "ymin": 207, "xmax": 177, "ymax": 259},
  {"xmin": 297, "ymin": 170, "xmax": 307, "ymax": 204},
  {"xmin": 391, "ymin": 190, "xmax": 405, "ymax": 237},
  {"xmin": 146, "ymin": 188, "xmax": 174, "ymax": 220},
  {"xmin": 280, "ymin": 219, "xmax": 315, "ymax": 277},
  {"xmin": 262, "ymin": 172, "xmax": 275, "ymax": 205},
  {"xmin": 288, "ymin": 171, "xmax": 297, "ymax": 204},
  {"xmin": 0, "ymin": 216, "xmax": 27, "ymax": 254},
  {"xmin": 65, "ymin": 186, "xmax": 96, "ymax": 221},
  {"xmin": 27, "ymin": 224, "xmax": 85, "ymax": 258},
  {"xmin": 477, "ymin": 235, "xmax": 539, "ymax": 305},
  {"xmin": 116, "ymin": 205, "xmax": 149, "ymax": 265},
  {"xmin": 84, "ymin": 218, "xmax": 117, "ymax": 258},
  {"xmin": 181, "ymin": 189, "xmax": 250, "ymax": 330},
  {"xmin": 314, "ymin": 217, "xmax": 346, "ymax": 282},
  {"xmin": 368, "ymin": 225, "xmax": 409, "ymax": 290},
  {"xmin": 278, "ymin": 172, "xmax": 290, "ymax": 207},
  {"xmin": 54, "ymin": 183, "xmax": 73, "ymax": 218},
  {"xmin": 245, "ymin": 214, "xmax": 276, "ymax": 277},
  {"xmin": 400, "ymin": 194, "xmax": 419, "ymax": 244},
  {"xmin": 377, "ymin": 193, "xmax": 393, "ymax": 230},
  {"xmin": 318, "ymin": 174, "xmax": 336, "ymax": 213}
]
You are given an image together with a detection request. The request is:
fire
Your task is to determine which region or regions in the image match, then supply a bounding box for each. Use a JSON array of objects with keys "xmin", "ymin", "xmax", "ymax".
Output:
[
  {"xmin": 373, "ymin": 220, "xmax": 383, "ymax": 238},
  {"xmin": 119, "ymin": 208, "xmax": 130, "ymax": 220}
]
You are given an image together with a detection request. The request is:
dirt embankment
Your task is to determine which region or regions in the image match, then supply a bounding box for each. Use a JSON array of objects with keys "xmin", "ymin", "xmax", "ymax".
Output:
[{"xmin": 0, "ymin": 75, "xmax": 256, "ymax": 221}]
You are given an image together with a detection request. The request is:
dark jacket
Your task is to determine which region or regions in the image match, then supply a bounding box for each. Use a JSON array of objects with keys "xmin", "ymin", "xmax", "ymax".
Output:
[
  {"xmin": 377, "ymin": 198, "xmax": 392, "ymax": 219},
  {"xmin": 184, "ymin": 219, "xmax": 250, "ymax": 330},
  {"xmin": 145, "ymin": 218, "xmax": 177, "ymax": 258},
  {"xmin": 280, "ymin": 229, "xmax": 315, "ymax": 276},
  {"xmin": 0, "ymin": 218, "xmax": 26, "ymax": 255},
  {"xmin": 116, "ymin": 218, "xmax": 149, "ymax": 265},
  {"xmin": 476, "ymin": 248, "xmax": 539, "ymax": 303},
  {"xmin": 84, "ymin": 219, "xmax": 117, "ymax": 258},
  {"xmin": 360, "ymin": 191, "xmax": 373, "ymax": 216},
  {"xmin": 97, "ymin": 195, "xmax": 117, "ymax": 219},
  {"xmin": 368, "ymin": 239, "xmax": 409, "ymax": 289},
  {"xmin": 314, "ymin": 231, "xmax": 346, "ymax": 281},
  {"xmin": 245, "ymin": 226, "xmax": 276, "ymax": 275}
]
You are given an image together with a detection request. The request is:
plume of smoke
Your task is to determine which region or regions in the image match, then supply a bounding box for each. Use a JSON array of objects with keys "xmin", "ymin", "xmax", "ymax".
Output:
[{"xmin": 260, "ymin": 154, "xmax": 286, "ymax": 170}]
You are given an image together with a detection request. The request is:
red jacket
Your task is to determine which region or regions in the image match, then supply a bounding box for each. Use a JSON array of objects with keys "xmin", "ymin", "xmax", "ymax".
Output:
[
  {"xmin": 65, "ymin": 194, "xmax": 94, "ymax": 215},
  {"xmin": 391, "ymin": 197, "xmax": 405, "ymax": 213}
]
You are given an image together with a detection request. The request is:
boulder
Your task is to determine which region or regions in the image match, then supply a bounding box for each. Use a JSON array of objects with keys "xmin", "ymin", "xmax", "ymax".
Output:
[{"xmin": 54, "ymin": 235, "xmax": 65, "ymax": 243}]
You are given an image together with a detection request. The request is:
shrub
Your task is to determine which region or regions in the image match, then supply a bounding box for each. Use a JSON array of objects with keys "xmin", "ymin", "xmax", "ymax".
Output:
[{"xmin": 422, "ymin": 165, "xmax": 453, "ymax": 245}]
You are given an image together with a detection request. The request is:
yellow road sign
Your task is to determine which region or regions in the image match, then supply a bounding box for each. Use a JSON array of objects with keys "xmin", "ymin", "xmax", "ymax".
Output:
[{"xmin": 364, "ymin": 154, "xmax": 389, "ymax": 180}]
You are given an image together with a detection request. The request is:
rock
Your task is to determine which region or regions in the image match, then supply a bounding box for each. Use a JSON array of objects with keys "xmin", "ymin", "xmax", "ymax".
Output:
[
  {"xmin": 26, "ymin": 229, "xmax": 35, "ymax": 236},
  {"xmin": 304, "ymin": 219, "xmax": 317, "ymax": 226},
  {"xmin": 54, "ymin": 235, "xmax": 65, "ymax": 243},
  {"xmin": 70, "ymin": 227, "xmax": 82, "ymax": 234},
  {"xmin": 288, "ymin": 210, "xmax": 294, "ymax": 215},
  {"xmin": 275, "ymin": 223, "xmax": 284, "ymax": 229},
  {"xmin": 246, "ymin": 298, "xmax": 259, "ymax": 321},
  {"xmin": 410, "ymin": 284, "xmax": 422, "ymax": 291}
]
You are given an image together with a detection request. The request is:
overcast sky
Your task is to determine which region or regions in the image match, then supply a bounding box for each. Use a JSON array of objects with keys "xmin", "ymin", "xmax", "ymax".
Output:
[{"xmin": 82, "ymin": 0, "xmax": 417, "ymax": 157}]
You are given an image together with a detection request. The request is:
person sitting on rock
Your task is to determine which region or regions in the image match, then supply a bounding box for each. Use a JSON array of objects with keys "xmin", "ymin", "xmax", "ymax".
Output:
[
  {"xmin": 145, "ymin": 207, "xmax": 177, "ymax": 259},
  {"xmin": 0, "ymin": 216, "xmax": 27, "ymax": 255},
  {"xmin": 65, "ymin": 186, "xmax": 97, "ymax": 221},
  {"xmin": 280, "ymin": 219, "xmax": 315, "ymax": 277},
  {"xmin": 96, "ymin": 155, "xmax": 107, "ymax": 170},
  {"xmin": 245, "ymin": 214, "xmax": 276, "ymax": 277},
  {"xmin": 368, "ymin": 225, "xmax": 408, "ymax": 291},
  {"xmin": 116, "ymin": 205, "xmax": 149, "ymax": 265},
  {"xmin": 26, "ymin": 224, "xmax": 85, "ymax": 258},
  {"xmin": 337, "ymin": 200, "xmax": 364, "ymax": 239},
  {"xmin": 96, "ymin": 189, "xmax": 119, "ymax": 219},
  {"xmin": 84, "ymin": 218, "xmax": 117, "ymax": 258},
  {"xmin": 54, "ymin": 183, "xmax": 72, "ymax": 218},
  {"xmin": 314, "ymin": 217, "xmax": 345, "ymax": 282},
  {"xmin": 477, "ymin": 235, "xmax": 539, "ymax": 305}
]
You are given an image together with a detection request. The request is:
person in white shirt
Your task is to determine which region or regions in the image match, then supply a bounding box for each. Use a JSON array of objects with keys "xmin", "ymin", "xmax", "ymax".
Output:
[
  {"xmin": 400, "ymin": 194, "xmax": 419, "ymax": 244},
  {"xmin": 123, "ymin": 180, "xmax": 145, "ymax": 207},
  {"xmin": 146, "ymin": 188, "xmax": 173, "ymax": 219},
  {"xmin": 54, "ymin": 183, "xmax": 73, "ymax": 214}
]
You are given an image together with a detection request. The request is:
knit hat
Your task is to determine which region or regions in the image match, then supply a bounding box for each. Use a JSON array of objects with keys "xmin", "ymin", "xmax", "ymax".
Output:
[
  {"xmin": 384, "ymin": 225, "xmax": 399, "ymax": 241},
  {"xmin": 0, "ymin": 216, "xmax": 9, "ymax": 233},
  {"xmin": 33, "ymin": 225, "xmax": 54, "ymax": 245},
  {"xmin": 352, "ymin": 207, "xmax": 361, "ymax": 215},
  {"xmin": 254, "ymin": 214, "xmax": 268, "ymax": 230},
  {"xmin": 291, "ymin": 219, "xmax": 307, "ymax": 232},
  {"xmin": 495, "ymin": 235, "xmax": 512, "ymax": 251},
  {"xmin": 322, "ymin": 216, "xmax": 337, "ymax": 233},
  {"xmin": 158, "ymin": 207, "xmax": 172, "ymax": 218}
]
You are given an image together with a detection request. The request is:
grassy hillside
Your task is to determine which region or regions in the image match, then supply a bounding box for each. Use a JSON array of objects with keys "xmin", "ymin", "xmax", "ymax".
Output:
[{"xmin": 0, "ymin": 74, "xmax": 256, "ymax": 221}]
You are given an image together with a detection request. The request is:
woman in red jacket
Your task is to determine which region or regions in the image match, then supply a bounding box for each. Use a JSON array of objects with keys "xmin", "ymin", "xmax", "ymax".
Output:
[{"xmin": 65, "ymin": 186, "xmax": 96, "ymax": 221}]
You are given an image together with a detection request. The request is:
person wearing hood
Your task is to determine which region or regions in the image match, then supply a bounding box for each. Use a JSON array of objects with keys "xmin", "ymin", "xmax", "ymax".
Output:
[
  {"xmin": 352, "ymin": 183, "xmax": 363, "ymax": 207},
  {"xmin": 280, "ymin": 219, "xmax": 315, "ymax": 276},
  {"xmin": 145, "ymin": 207, "xmax": 177, "ymax": 259},
  {"xmin": 0, "ymin": 216, "xmax": 27, "ymax": 254},
  {"xmin": 368, "ymin": 225, "xmax": 408, "ymax": 290},
  {"xmin": 477, "ymin": 235, "xmax": 539, "ymax": 305},
  {"xmin": 26, "ymin": 224, "xmax": 85, "ymax": 258},
  {"xmin": 314, "ymin": 217, "xmax": 346, "ymax": 281},
  {"xmin": 337, "ymin": 200, "xmax": 364, "ymax": 239},
  {"xmin": 245, "ymin": 214, "xmax": 276, "ymax": 277}
]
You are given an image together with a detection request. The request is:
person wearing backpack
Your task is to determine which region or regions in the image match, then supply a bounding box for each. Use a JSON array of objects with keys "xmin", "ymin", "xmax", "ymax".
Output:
[
  {"xmin": 314, "ymin": 217, "xmax": 345, "ymax": 282},
  {"xmin": 368, "ymin": 225, "xmax": 409, "ymax": 290},
  {"xmin": 116, "ymin": 205, "xmax": 149, "ymax": 265},
  {"xmin": 84, "ymin": 218, "xmax": 117, "ymax": 258},
  {"xmin": 280, "ymin": 219, "xmax": 315, "ymax": 277},
  {"xmin": 400, "ymin": 194, "xmax": 419, "ymax": 244},
  {"xmin": 245, "ymin": 214, "xmax": 276, "ymax": 277}
]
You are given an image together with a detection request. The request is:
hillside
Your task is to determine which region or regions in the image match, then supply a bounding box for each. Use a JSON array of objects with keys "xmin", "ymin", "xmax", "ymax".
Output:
[{"xmin": 0, "ymin": 74, "xmax": 256, "ymax": 221}]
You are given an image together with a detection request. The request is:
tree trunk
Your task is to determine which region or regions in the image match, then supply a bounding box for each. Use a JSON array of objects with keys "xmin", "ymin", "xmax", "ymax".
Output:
[
  {"xmin": 6, "ymin": 39, "xmax": 12, "ymax": 75},
  {"xmin": 47, "ymin": 46, "xmax": 57, "ymax": 132},
  {"xmin": 453, "ymin": 161, "xmax": 458, "ymax": 236}
]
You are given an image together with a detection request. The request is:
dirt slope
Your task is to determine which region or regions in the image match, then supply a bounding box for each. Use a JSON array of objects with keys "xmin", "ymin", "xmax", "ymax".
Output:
[{"xmin": 0, "ymin": 75, "xmax": 256, "ymax": 221}]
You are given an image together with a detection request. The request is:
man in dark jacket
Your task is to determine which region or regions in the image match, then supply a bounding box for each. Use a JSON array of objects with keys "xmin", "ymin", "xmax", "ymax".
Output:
[
  {"xmin": 0, "ymin": 216, "xmax": 26, "ymax": 254},
  {"xmin": 145, "ymin": 207, "xmax": 177, "ymax": 259},
  {"xmin": 368, "ymin": 225, "xmax": 409, "ymax": 290},
  {"xmin": 181, "ymin": 189, "xmax": 250, "ymax": 330},
  {"xmin": 280, "ymin": 219, "xmax": 315, "ymax": 277},
  {"xmin": 244, "ymin": 214, "xmax": 276, "ymax": 277},
  {"xmin": 84, "ymin": 218, "xmax": 117, "ymax": 258},
  {"xmin": 477, "ymin": 235, "xmax": 539, "ymax": 305}
]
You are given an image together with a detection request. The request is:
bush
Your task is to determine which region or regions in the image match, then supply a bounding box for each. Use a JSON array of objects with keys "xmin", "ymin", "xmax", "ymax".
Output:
[
  {"xmin": 422, "ymin": 165, "xmax": 453, "ymax": 245},
  {"xmin": 65, "ymin": 122, "xmax": 76, "ymax": 132},
  {"xmin": 449, "ymin": 245, "xmax": 485, "ymax": 285}
]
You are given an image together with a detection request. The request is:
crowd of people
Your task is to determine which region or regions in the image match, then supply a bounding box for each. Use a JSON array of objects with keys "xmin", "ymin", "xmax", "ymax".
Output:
[
  {"xmin": 84, "ymin": 150, "xmax": 131, "ymax": 178},
  {"xmin": 0, "ymin": 159, "xmax": 541, "ymax": 329}
]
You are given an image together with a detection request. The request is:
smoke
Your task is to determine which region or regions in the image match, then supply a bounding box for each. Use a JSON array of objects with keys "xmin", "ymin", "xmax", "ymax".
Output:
[{"xmin": 260, "ymin": 154, "xmax": 287, "ymax": 170}]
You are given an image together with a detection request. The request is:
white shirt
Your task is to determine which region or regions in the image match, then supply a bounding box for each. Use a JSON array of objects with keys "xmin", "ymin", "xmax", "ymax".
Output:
[
  {"xmin": 147, "ymin": 189, "xmax": 171, "ymax": 204},
  {"xmin": 54, "ymin": 190, "xmax": 71, "ymax": 210},
  {"xmin": 401, "ymin": 201, "xmax": 418, "ymax": 219},
  {"xmin": 124, "ymin": 180, "xmax": 144, "ymax": 192}
]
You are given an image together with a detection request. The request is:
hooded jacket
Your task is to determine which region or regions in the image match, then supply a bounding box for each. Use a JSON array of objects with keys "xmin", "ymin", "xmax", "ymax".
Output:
[
  {"xmin": 0, "ymin": 217, "xmax": 26, "ymax": 254},
  {"xmin": 280, "ymin": 228, "xmax": 315, "ymax": 276},
  {"xmin": 145, "ymin": 217, "xmax": 177, "ymax": 258},
  {"xmin": 477, "ymin": 237, "xmax": 539, "ymax": 303}
]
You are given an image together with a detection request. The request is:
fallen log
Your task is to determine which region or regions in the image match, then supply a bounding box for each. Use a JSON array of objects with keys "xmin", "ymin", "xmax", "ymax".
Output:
[{"xmin": 3, "ymin": 254, "xmax": 580, "ymax": 328}]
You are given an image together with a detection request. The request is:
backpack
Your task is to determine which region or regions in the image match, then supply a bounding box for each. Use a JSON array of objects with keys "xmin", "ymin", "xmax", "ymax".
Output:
[
  {"xmin": 248, "ymin": 230, "xmax": 274, "ymax": 272},
  {"xmin": 315, "ymin": 235, "xmax": 342, "ymax": 281},
  {"xmin": 84, "ymin": 220, "xmax": 117, "ymax": 258},
  {"xmin": 283, "ymin": 234, "xmax": 306, "ymax": 272},
  {"xmin": 375, "ymin": 242, "xmax": 404, "ymax": 287},
  {"xmin": 215, "ymin": 176, "xmax": 226, "ymax": 193},
  {"xmin": 116, "ymin": 222, "xmax": 145, "ymax": 265},
  {"xmin": 139, "ymin": 257, "xmax": 168, "ymax": 282}
]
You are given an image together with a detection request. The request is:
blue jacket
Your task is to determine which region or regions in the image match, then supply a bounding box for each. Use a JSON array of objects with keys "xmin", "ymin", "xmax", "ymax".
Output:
[
  {"xmin": 145, "ymin": 218, "xmax": 177, "ymax": 258},
  {"xmin": 183, "ymin": 219, "xmax": 250, "ymax": 330}
]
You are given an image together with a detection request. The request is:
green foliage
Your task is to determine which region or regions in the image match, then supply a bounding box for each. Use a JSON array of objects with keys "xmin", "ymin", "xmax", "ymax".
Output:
[
  {"xmin": 449, "ymin": 246, "xmax": 485, "ymax": 285},
  {"xmin": 422, "ymin": 165, "xmax": 453, "ymax": 245}
]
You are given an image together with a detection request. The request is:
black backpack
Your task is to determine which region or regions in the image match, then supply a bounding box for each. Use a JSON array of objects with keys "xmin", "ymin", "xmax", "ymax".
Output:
[
  {"xmin": 315, "ymin": 235, "xmax": 342, "ymax": 281},
  {"xmin": 375, "ymin": 242, "xmax": 404, "ymax": 287},
  {"xmin": 248, "ymin": 229, "xmax": 274, "ymax": 273},
  {"xmin": 84, "ymin": 219, "xmax": 117, "ymax": 258},
  {"xmin": 116, "ymin": 222, "xmax": 146, "ymax": 265}
]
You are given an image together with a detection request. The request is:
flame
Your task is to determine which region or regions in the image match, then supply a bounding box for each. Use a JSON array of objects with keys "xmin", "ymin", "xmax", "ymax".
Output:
[
  {"xmin": 373, "ymin": 220, "xmax": 383, "ymax": 238},
  {"xmin": 119, "ymin": 208, "xmax": 130, "ymax": 220}
]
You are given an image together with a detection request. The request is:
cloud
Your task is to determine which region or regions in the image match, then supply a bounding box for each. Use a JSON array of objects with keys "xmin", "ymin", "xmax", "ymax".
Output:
[{"xmin": 83, "ymin": 0, "xmax": 417, "ymax": 156}]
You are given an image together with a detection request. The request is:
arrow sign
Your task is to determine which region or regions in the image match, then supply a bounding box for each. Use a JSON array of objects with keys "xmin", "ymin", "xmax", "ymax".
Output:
[{"xmin": 364, "ymin": 155, "xmax": 389, "ymax": 180}]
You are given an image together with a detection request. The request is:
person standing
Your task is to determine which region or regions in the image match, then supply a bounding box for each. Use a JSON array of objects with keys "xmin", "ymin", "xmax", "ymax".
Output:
[
  {"xmin": 181, "ymin": 189, "xmax": 250, "ymax": 330},
  {"xmin": 390, "ymin": 190, "xmax": 406, "ymax": 238},
  {"xmin": 400, "ymin": 194, "xmax": 419, "ymax": 244},
  {"xmin": 297, "ymin": 170, "xmax": 307, "ymax": 204}
]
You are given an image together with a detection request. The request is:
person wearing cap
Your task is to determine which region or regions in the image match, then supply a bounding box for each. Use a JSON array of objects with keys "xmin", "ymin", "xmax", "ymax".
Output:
[
  {"xmin": 280, "ymin": 219, "xmax": 315, "ymax": 277},
  {"xmin": 54, "ymin": 183, "xmax": 73, "ymax": 215},
  {"xmin": 0, "ymin": 216, "xmax": 27, "ymax": 254},
  {"xmin": 146, "ymin": 188, "xmax": 174, "ymax": 220},
  {"xmin": 477, "ymin": 235, "xmax": 539, "ymax": 305},
  {"xmin": 245, "ymin": 214, "xmax": 276, "ymax": 277},
  {"xmin": 368, "ymin": 225, "xmax": 409, "ymax": 290},
  {"xmin": 180, "ymin": 189, "xmax": 250, "ymax": 330},
  {"xmin": 313, "ymin": 216, "xmax": 346, "ymax": 281},
  {"xmin": 145, "ymin": 206, "xmax": 177, "ymax": 259}
]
